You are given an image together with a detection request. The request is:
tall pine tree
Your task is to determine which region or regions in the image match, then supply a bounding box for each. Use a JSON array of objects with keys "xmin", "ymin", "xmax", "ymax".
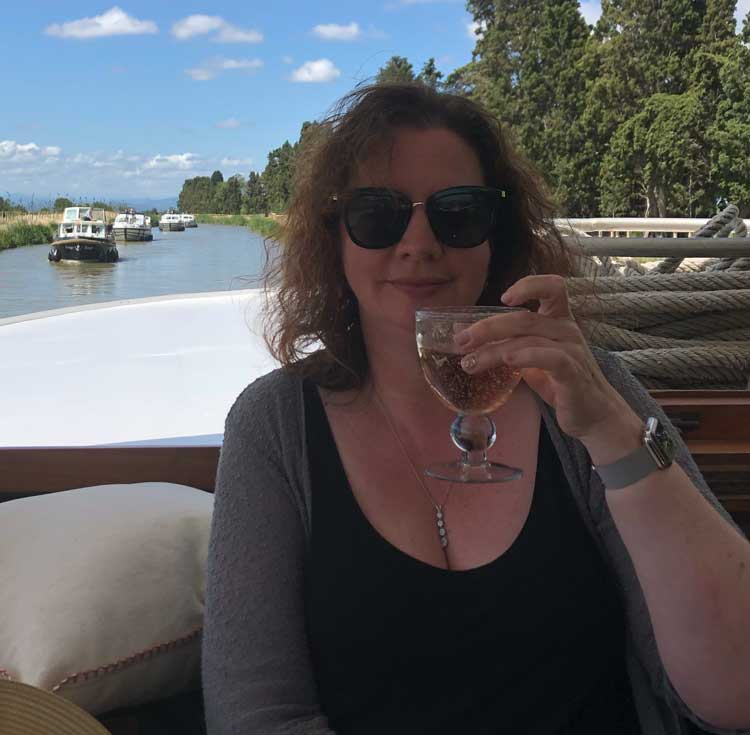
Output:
[{"xmin": 465, "ymin": 0, "xmax": 591, "ymax": 213}]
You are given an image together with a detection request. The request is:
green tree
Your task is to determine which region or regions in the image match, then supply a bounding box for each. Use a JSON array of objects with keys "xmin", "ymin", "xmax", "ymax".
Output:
[
  {"xmin": 178, "ymin": 176, "xmax": 213, "ymax": 212},
  {"xmin": 707, "ymin": 41, "xmax": 750, "ymax": 217},
  {"xmin": 220, "ymin": 175, "xmax": 244, "ymax": 214},
  {"xmin": 54, "ymin": 197, "xmax": 74, "ymax": 211},
  {"xmin": 262, "ymin": 141, "xmax": 295, "ymax": 213},
  {"xmin": 465, "ymin": 0, "xmax": 591, "ymax": 212},
  {"xmin": 243, "ymin": 171, "xmax": 268, "ymax": 214},
  {"xmin": 210, "ymin": 170, "xmax": 224, "ymax": 186},
  {"xmin": 376, "ymin": 56, "xmax": 415, "ymax": 84},
  {"xmin": 418, "ymin": 58, "xmax": 443, "ymax": 89},
  {"xmin": 599, "ymin": 92, "xmax": 711, "ymax": 217}
]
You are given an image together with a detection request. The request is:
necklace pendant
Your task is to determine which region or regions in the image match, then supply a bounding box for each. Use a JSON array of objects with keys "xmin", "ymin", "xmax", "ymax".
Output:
[{"xmin": 436, "ymin": 508, "xmax": 448, "ymax": 549}]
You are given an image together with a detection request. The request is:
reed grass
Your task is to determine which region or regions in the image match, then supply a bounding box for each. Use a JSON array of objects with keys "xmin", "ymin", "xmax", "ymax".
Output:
[
  {"xmin": 0, "ymin": 223, "xmax": 56, "ymax": 251},
  {"xmin": 195, "ymin": 213, "xmax": 282, "ymax": 240}
]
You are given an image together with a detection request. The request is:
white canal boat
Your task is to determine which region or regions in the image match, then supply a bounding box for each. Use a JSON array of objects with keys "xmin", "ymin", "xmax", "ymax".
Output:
[
  {"xmin": 112, "ymin": 209, "xmax": 153, "ymax": 242},
  {"xmin": 180, "ymin": 213, "xmax": 198, "ymax": 228},
  {"xmin": 159, "ymin": 213, "xmax": 185, "ymax": 232},
  {"xmin": 48, "ymin": 207, "xmax": 118, "ymax": 263}
]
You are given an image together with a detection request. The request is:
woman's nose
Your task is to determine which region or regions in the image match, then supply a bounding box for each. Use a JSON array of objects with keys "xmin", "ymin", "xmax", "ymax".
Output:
[{"xmin": 395, "ymin": 203, "xmax": 442, "ymax": 258}]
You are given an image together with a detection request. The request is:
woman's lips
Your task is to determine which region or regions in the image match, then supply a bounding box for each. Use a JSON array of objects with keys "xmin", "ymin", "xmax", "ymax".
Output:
[{"xmin": 387, "ymin": 279, "xmax": 450, "ymax": 297}]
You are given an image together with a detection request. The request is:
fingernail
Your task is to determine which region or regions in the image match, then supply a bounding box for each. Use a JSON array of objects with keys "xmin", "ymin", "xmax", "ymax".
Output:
[
  {"xmin": 461, "ymin": 354, "xmax": 477, "ymax": 372},
  {"xmin": 454, "ymin": 330, "xmax": 471, "ymax": 347},
  {"xmin": 501, "ymin": 291, "xmax": 514, "ymax": 304}
]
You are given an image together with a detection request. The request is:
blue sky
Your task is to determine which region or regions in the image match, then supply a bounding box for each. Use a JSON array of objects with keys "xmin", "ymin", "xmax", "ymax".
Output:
[{"xmin": 1, "ymin": 1, "xmax": 747, "ymax": 201}]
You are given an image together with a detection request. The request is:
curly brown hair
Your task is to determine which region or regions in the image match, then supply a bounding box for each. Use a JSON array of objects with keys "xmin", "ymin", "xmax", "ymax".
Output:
[{"xmin": 263, "ymin": 82, "xmax": 576, "ymax": 391}]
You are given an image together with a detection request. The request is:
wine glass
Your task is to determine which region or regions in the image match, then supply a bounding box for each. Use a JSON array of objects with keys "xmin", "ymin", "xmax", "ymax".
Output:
[{"xmin": 415, "ymin": 306, "xmax": 527, "ymax": 483}]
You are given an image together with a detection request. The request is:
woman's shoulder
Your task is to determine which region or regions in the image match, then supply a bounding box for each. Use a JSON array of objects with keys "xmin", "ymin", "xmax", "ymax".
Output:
[{"xmin": 224, "ymin": 367, "xmax": 305, "ymax": 436}]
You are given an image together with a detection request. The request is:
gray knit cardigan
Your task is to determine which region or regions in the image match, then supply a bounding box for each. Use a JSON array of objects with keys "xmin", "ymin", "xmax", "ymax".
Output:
[{"xmin": 202, "ymin": 348, "xmax": 750, "ymax": 735}]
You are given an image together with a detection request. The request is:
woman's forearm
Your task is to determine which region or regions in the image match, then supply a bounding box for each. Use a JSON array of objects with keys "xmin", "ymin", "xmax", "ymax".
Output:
[{"xmin": 584, "ymin": 412, "xmax": 750, "ymax": 729}]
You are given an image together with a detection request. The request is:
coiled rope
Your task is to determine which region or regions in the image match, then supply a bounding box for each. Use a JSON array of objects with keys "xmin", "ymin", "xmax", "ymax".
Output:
[{"xmin": 568, "ymin": 205, "xmax": 750, "ymax": 389}]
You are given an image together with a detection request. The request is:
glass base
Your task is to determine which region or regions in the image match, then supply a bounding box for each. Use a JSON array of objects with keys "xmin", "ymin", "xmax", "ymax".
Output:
[{"xmin": 424, "ymin": 460, "xmax": 522, "ymax": 484}]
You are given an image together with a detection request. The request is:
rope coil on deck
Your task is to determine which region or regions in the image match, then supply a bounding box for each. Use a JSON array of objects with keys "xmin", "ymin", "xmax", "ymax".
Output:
[{"xmin": 569, "ymin": 204, "xmax": 750, "ymax": 389}]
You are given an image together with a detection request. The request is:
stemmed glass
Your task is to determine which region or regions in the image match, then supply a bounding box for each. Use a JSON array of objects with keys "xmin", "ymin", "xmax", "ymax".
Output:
[{"xmin": 415, "ymin": 306, "xmax": 527, "ymax": 483}]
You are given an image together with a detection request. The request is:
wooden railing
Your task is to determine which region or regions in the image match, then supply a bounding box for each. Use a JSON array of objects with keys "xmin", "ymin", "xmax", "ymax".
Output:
[{"xmin": 1, "ymin": 392, "xmax": 747, "ymax": 533}]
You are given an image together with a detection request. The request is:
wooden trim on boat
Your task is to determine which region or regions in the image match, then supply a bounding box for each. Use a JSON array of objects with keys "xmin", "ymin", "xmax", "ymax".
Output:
[
  {"xmin": 1, "ymin": 391, "xmax": 747, "ymax": 532},
  {"xmin": 0, "ymin": 446, "xmax": 220, "ymax": 494}
]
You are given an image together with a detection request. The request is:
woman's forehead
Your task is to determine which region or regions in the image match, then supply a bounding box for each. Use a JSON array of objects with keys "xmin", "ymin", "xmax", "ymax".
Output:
[{"xmin": 349, "ymin": 127, "xmax": 484, "ymax": 189}]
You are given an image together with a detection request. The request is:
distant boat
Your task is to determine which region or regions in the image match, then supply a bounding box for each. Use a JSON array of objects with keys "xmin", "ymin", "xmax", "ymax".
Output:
[
  {"xmin": 180, "ymin": 213, "xmax": 198, "ymax": 228},
  {"xmin": 159, "ymin": 213, "xmax": 185, "ymax": 232},
  {"xmin": 113, "ymin": 209, "xmax": 153, "ymax": 242},
  {"xmin": 48, "ymin": 207, "xmax": 118, "ymax": 263}
]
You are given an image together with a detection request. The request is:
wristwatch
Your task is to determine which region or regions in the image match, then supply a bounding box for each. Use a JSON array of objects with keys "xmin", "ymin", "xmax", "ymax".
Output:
[{"xmin": 593, "ymin": 417, "xmax": 675, "ymax": 490}]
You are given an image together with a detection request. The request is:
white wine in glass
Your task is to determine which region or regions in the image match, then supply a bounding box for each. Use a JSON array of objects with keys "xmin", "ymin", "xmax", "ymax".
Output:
[{"xmin": 416, "ymin": 306, "xmax": 526, "ymax": 483}]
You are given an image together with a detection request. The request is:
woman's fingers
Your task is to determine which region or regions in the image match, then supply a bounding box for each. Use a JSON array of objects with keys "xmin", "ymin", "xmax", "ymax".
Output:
[
  {"xmin": 454, "ymin": 310, "xmax": 579, "ymax": 352},
  {"xmin": 460, "ymin": 336, "xmax": 581, "ymax": 381},
  {"xmin": 502, "ymin": 274, "xmax": 573, "ymax": 318}
]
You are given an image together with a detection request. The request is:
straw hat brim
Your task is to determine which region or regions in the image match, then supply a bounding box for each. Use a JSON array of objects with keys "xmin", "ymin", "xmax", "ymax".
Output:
[{"xmin": 0, "ymin": 679, "xmax": 110, "ymax": 735}]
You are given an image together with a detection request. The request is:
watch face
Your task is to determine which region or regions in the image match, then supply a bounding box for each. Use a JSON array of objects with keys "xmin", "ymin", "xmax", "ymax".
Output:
[{"xmin": 652, "ymin": 420, "xmax": 675, "ymax": 465}]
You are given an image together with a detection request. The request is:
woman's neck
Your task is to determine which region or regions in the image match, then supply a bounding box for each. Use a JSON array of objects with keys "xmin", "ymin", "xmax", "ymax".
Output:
[{"xmin": 359, "ymin": 316, "xmax": 443, "ymax": 412}]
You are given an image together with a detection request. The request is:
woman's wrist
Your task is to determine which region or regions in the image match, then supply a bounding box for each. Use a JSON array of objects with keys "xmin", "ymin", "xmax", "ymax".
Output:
[{"xmin": 578, "ymin": 407, "xmax": 644, "ymax": 467}]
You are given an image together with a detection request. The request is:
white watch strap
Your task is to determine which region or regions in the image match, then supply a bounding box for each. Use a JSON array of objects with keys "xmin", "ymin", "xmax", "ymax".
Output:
[{"xmin": 594, "ymin": 445, "xmax": 659, "ymax": 490}]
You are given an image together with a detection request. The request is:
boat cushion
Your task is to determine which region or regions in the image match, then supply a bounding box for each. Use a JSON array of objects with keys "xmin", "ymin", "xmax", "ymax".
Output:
[{"xmin": 0, "ymin": 482, "xmax": 213, "ymax": 716}]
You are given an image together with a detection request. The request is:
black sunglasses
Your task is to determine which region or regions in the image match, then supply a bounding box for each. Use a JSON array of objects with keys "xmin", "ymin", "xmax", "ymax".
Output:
[{"xmin": 333, "ymin": 186, "xmax": 508, "ymax": 250}]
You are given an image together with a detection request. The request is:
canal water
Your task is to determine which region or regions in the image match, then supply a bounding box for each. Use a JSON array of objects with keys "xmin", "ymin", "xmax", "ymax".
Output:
[{"xmin": 0, "ymin": 224, "xmax": 268, "ymax": 319}]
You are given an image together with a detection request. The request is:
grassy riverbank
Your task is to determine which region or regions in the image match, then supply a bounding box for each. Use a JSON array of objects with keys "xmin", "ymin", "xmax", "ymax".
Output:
[
  {"xmin": 0, "ymin": 223, "xmax": 56, "ymax": 251},
  {"xmin": 195, "ymin": 213, "xmax": 282, "ymax": 240}
]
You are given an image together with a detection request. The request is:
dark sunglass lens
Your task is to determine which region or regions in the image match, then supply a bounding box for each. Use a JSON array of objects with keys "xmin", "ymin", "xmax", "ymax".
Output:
[
  {"xmin": 346, "ymin": 190, "xmax": 410, "ymax": 249},
  {"xmin": 429, "ymin": 189, "xmax": 496, "ymax": 248}
]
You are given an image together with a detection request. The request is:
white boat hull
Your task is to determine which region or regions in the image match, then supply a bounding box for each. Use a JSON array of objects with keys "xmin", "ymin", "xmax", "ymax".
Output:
[
  {"xmin": 113, "ymin": 226, "xmax": 153, "ymax": 242},
  {"xmin": 0, "ymin": 291, "xmax": 278, "ymax": 447}
]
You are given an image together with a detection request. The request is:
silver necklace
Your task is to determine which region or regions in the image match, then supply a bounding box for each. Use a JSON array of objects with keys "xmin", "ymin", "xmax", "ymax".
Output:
[{"xmin": 372, "ymin": 389, "xmax": 454, "ymax": 552}]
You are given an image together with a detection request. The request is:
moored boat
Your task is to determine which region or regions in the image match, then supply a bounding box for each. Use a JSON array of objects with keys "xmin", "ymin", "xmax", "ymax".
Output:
[
  {"xmin": 113, "ymin": 209, "xmax": 153, "ymax": 242},
  {"xmin": 159, "ymin": 213, "xmax": 185, "ymax": 232},
  {"xmin": 48, "ymin": 207, "xmax": 118, "ymax": 263},
  {"xmin": 180, "ymin": 213, "xmax": 198, "ymax": 228}
]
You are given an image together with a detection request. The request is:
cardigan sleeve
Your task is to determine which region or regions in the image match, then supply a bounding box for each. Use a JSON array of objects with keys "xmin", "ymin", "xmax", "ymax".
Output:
[
  {"xmin": 202, "ymin": 375, "xmax": 337, "ymax": 735},
  {"xmin": 595, "ymin": 350, "xmax": 750, "ymax": 735}
]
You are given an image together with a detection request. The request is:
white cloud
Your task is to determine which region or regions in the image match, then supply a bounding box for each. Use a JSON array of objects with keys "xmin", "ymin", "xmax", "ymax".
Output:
[
  {"xmin": 291, "ymin": 59, "xmax": 341, "ymax": 83},
  {"xmin": 144, "ymin": 153, "xmax": 198, "ymax": 171},
  {"xmin": 186, "ymin": 57, "xmax": 263, "ymax": 81},
  {"xmin": 45, "ymin": 6, "xmax": 157, "ymax": 39},
  {"xmin": 579, "ymin": 0, "xmax": 602, "ymax": 26},
  {"xmin": 312, "ymin": 22, "xmax": 361, "ymax": 41},
  {"xmin": 172, "ymin": 14, "xmax": 262, "ymax": 43},
  {"xmin": 187, "ymin": 67, "xmax": 216, "ymax": 81},
  {"xmin": 217, "ymin": 118, "xmax": 241, "ymax": 129},
  {"xmin": 172, "ymin": 14, "xmax": 223, "ymax": 39},
  {"xmin": 737, "ymin": 0, "xmax": 750, "ymax": 29},
  {"xmin": 466, "ymin": 19, "xmax": 487, "ymax": 39},
  {"xmin": 0, "ymin": 140, "xmax": 62, "ymax": 161},
  {"xmin": 220, "ymin": 157, "xmax": 253, "ymax": 167},
  {"xmin": 215, "ymin": 25, "xmax": 263, "ymax": 43},
  {"xmin": 221, "ymin": 58, "xmax": 263, "ymax": 70},
  {"xmin": 0, "ymin": 146, "xmax": 262, "ymax": 197}
]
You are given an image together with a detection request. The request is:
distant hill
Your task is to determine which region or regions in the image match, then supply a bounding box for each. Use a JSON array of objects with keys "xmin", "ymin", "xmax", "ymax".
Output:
[{"xmin": 6, "ymin": 192, "xmax": 178, "ymax": 212}]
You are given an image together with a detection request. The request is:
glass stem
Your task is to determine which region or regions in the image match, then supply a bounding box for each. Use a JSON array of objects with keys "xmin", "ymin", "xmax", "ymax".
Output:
[{"xmin": 450, "ymin": 414, "xmax": 497, "ymax": 468}]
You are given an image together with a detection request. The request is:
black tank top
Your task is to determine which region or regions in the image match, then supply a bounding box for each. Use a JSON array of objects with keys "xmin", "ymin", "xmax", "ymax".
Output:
[{"xmin": 304, "ymin": 381, "xmax": 640, "ymax": 734}]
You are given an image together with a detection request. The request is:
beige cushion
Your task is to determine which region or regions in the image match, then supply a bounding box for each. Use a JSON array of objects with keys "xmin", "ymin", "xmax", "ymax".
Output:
[{"xmin": 0, "ymin": 483, "xmax": 213, "ymax": 715}]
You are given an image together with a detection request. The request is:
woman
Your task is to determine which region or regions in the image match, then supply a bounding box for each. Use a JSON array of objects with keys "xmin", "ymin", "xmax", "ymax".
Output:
[{"xmin": 202, "ymin": 83, "xmax": 750, "ymax": 734}]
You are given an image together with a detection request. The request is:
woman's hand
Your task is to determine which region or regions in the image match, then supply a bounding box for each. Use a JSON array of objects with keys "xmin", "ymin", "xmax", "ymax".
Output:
[{"xmin": 455, "ymin": 275, "xmax": 637, "ymax": 443}]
